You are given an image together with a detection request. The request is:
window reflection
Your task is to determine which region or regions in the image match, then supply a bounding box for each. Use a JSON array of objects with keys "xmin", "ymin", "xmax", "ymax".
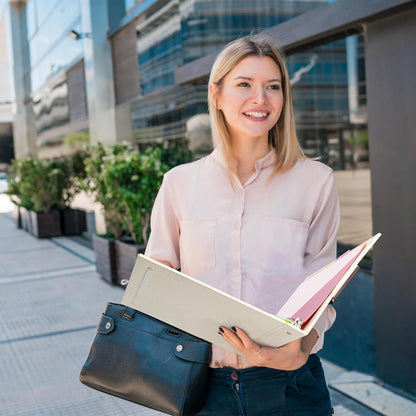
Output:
[
  {"xmin": 33, "ymin": 76, "xmax": 70, "ymax": 136},
  {"xmin": 136, "ymin": 0, "xmax": 328, "ymax": 96},
  {"xmin": 26, "ymin": 0, "xmax": 82, "ymax": 92},
  {"xmin": 289, "ymin": 35, "xmax": 371, "ymax": 246}
]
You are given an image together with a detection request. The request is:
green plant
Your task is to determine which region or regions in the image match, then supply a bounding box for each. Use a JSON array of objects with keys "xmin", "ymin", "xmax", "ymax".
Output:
[
  {"xmin": 7, "ymin": 153, "xmax": 86, "ymax": 213},
  {"xmin": 8, "ymin": 158, "xmax": 69, "ymax": 212},
  {"xmin": 101, "ymin": 146, "xmax": 168, "ymax": 245},
  {"xmin": 80, "ymin": 142, "xmax": 168, "ymax": 245},
  {"xmin": 79, "ymin": 142, "xmax": 135, "ymax": 238},
  {"xmin": 349, "ymin": 130, "xmax": 369, "ymax": 148},
  {"xmin": 118, "ymin": 148, "xmax": 168, "ymax": 245},
  {"xmin": 62, "ymin": 131, "xmax": 90, "ymax": 148},
  {"xmin": 141, "ymin": 138, "xmax": 193, "ymax": 168},
  {"xmin": 62, "ymin": 150, "xmax": 88, "ymax": 207},
  {"xmin": 6, "ymin": 170, "xmax": 23, "ymax": 207}
]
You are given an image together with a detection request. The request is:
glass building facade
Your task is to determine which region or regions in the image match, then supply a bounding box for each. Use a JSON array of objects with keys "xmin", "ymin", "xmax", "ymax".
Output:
[
  {"xmin": 288, "ymin": 36, "xmax": 368, "ymax": 171},
  {"xmin": 26, "ymin": 0, "xmax": 82, "ymax": 92},
  {"xmin": 26, "ymin": 0, "xmax": 83, "ymax": 135},
  {"xmin": 132, "ymin": 0, "xmax": 328, "ymax": 143}
]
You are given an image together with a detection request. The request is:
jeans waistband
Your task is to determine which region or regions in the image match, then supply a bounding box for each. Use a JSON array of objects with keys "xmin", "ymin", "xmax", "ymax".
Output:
[{"xmin": 209, "ymin": 353, "xmax": 321, "ymax": 383}]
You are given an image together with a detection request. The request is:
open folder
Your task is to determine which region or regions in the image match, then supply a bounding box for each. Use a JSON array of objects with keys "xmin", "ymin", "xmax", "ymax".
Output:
[{"xmin": 121, "ymin": 233, "xmax": 381, "ymax": 355}]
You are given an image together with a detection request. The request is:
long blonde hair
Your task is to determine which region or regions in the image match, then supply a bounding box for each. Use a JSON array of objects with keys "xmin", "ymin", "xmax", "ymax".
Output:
[{"xmin": 208, "ymin": 34, "xmax": 304, "ymax": 174}]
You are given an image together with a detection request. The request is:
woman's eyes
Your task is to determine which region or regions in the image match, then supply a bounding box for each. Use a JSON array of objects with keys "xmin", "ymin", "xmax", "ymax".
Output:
[
  {"xmin": 236, "ymin": 82, "xmax": 280, "ymax": 90},
  {"xmin": 267, "ymin": 84, "xmax": 281, "ymax": 91}
]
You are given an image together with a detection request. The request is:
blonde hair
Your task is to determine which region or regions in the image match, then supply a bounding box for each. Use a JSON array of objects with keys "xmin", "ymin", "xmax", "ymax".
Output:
[{"xmin": 208, "ymin": 34, "xmax": 304, "ymax": 174}]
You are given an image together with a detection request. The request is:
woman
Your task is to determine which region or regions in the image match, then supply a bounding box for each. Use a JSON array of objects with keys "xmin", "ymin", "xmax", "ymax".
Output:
[{"xmin": 145, "ymin": 34, "xmax": 339, "ymax": 416}]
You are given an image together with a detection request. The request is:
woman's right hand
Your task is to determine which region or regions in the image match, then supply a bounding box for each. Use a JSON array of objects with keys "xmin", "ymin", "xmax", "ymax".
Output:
[{"xmin": 219, "ymin": 326, "xmax": 316, "ymax": 371}]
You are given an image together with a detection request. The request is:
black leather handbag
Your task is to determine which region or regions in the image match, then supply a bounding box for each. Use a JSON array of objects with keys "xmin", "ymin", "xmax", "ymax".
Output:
[{"xmin": 80, "ymin": 302, "xmax": 211, "ymax": 416}]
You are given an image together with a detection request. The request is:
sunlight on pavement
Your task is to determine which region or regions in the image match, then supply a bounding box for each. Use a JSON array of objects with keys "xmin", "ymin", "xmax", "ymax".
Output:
[{"xmin": 0, "ymin": 194, "xmax": 14, "ymax": 213}]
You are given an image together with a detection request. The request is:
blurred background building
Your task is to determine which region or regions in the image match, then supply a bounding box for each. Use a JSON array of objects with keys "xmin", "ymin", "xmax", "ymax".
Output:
[{"xmin": 0, "ymin": 0, "xmax": 415, "ymax": 397}]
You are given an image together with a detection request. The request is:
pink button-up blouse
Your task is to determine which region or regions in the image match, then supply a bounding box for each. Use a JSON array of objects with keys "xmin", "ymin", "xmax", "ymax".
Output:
[{"xmin": 145, "ymin": 148, "xmax": 339, "ymax": 369}]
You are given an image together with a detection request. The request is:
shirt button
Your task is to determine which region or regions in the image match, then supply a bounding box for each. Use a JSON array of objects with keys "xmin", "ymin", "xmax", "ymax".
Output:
[
  {"xmin": 234, "ymin": 222, "xmax": 239, "ymax": 230},
  {"xmin": 231, "ymin": 372, "xmax": 239, "ymax": 381}
]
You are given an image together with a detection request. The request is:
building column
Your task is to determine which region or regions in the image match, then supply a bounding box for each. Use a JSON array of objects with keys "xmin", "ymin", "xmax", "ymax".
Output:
[
  {"xmin": 80, "ymin": 0, "xmax": 133, "ymax": 145},
  {"xmin": 365, "ymin": 8, "xmax": 416, "ymax": 394},
  {"xmin": 7, "ymin": 1, "xmax": 37, "ymax": 159}
]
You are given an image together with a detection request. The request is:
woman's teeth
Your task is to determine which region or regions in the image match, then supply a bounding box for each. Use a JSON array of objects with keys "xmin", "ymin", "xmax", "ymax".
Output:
[{"xmin": 244, "ymin": 112, "xmax": 268, "ymax": 118}]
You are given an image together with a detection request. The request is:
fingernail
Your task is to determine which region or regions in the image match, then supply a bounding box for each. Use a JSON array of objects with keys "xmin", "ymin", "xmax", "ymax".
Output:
[
  {"xmin": 218, "ymin": 331, "xmax": 223, "ymax": 337},
  {"xmin": 231, "ymin": 326, "xmax": 237, "ymax": 333},
  {"xmin": 218, "ymin": 327, "xmax": 224, "ymax": 333}
]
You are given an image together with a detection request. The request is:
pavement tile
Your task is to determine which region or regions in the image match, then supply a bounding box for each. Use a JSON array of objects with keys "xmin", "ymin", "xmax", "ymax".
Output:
[
  {"xmin": 0, "ymin": 264, "xmax": 96, "ymax": 285},
  {"xmin": 0, "ymin": 229, "xmax": 57, "ymax": 253},
  {"xmin": 0, "ymin": 330, "xmax": 162, "ymax": 416},
  {"xmin": 0, "ymin": 246, "xmax": 88, "ymax": 277},
  {"xmin": 331, "ymin": 371, "xmax": 376, "ymax": 384},
  {"xmin": 50, "ymin": 237, "xmax": 95, "ymax": 263},
  {"xmin": 0, "ymin": 272, "xmax": 124, "ymax": 343},
  {"xmin": 333, "ymin": 405, "xmax": 361, "ymax": 416},
  {"xmin": 331, "ymin": 381, "xmax": 416, "ymax": 416}
]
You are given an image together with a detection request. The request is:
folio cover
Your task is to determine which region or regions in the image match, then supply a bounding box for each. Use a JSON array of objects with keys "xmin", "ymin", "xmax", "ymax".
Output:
[{"xmin": 121, "ymin": 233, "xmax": 381, "ymax": 355}]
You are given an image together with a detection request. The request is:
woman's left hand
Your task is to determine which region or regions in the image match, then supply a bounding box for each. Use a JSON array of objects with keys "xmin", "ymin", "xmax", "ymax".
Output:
[{"xmin": 219, "ymin": 326, "xmax": 317, "ymax": 370}]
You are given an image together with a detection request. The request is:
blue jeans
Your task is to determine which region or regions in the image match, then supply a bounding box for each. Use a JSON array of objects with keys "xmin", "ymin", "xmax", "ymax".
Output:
[{"xmin": 197, "ymin": 354, "xmax": 333, "ymax": 416}]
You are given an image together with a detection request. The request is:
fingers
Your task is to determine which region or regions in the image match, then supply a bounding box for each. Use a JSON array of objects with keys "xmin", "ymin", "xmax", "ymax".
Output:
[
  {"xmin": 219, "ymin": 326, "xmax": 263, "ymax": 357},
  {"xmin": 217, "ymin": 326, "xmax": 309, "ymax": 370}
]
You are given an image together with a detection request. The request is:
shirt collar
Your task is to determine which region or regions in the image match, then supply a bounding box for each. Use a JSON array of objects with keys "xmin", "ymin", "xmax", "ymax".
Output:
[{"xmin": 211, "ymin": 147, "xmax": 277, "ymax": 171}]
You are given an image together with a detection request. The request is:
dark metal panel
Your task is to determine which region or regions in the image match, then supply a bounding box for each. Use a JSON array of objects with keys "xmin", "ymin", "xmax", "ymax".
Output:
[
  {"xmin": 366, "ymin": 8, "xmax": 416, "ymax": 394},
  {"xmin": 175, "ymin": 0, "xmax": 416, "ymax": 85}
]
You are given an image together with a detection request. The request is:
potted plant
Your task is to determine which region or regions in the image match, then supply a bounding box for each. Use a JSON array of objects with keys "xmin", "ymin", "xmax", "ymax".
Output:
[
  {"xmin": 59, "ymin": 151, "xmax": 88, "ymax": 236},
  {"xmin": 101, "ymin": 147, "xmax": 168, "ymax": 284},
  {"xmin": 6, "ymin": 172, "xmax": 25, "ymax": 228},
  {"xmin": 79, "ymin": 143, "xmax": 131, "ymax": 283},
  {"xmin": 79, "ymin": 140, "xmax": 190, "ymax": 285},
  {"xmin": 112, "ymin": 139, "xmax": 193, "ymax": 284},
  {"xmin": 8, "ymin": 158, "xmax": 65, "ymax": 237}
]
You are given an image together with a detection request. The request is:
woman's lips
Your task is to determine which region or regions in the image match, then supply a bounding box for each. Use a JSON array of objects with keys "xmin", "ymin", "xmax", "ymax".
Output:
[{"xmin": 243, "ymin": 111, "xmax": 270, "ymax": 121}]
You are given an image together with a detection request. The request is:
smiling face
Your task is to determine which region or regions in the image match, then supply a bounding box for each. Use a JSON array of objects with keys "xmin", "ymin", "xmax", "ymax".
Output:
[{"xmin": 211, "ymin": 55, "xmax": 284, "ymax": 147}]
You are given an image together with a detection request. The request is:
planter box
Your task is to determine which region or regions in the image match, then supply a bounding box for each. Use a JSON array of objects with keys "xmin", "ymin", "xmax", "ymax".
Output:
[
  {"xmin": 20, "ymin": 206, "xmax": 31, "ymax": 232},
  {"xmin": 28, "ymin": 210, "xmax": 62, "ymax": 238},
  {"xmin": 93, "ymin": 234, "xmax": 117, "ymax": 284},
  {"xmin": 115, "ymin": 239, "xmax": 146, "ymax": 286},
  {"xmin": 60, "ymin": 208, "xmax": 87, "ymax": 236},
  {"xmin": 12, "ymin": 205, "xmax": 21, "ymax": 228}
]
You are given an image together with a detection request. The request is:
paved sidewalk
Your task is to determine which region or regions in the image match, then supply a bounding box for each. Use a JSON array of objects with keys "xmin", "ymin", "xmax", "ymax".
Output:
[{"xmin": 0, "ymin": 194, "xmax": 415, "ymax": 416}]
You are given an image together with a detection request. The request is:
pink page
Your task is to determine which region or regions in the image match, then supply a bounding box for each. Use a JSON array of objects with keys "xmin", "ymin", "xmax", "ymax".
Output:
[{"xmin": 277, "ymin": 243, "xmax": 366, "ymax": 325}]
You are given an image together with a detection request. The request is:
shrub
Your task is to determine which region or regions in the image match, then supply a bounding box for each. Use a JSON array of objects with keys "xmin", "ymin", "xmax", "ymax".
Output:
[
  {"xmin": 80, "ymin": 143, "xmax": 169, "ymax": 245},
  {"xmin": 7, "ymin": 153, "xmax": 86, "ymax": 213}
]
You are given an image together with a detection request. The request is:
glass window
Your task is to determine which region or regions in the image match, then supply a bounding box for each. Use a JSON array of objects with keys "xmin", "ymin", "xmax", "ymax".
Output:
[
  {"xmin": 125, "ymin": 0, "xmax": 137, "ymax": 13},
  {"xmin": 289, "ymin": 34, "xmax": 371, "ymax": 247},
  {"xmin": 26, "ymin": 0, "xmax": 38, "ymax": 39},
  {"xmin": 27, "ymin": 0, "xmax": 82, "ymax": 92},
  {"xmin": 35, "ymin": 0, "xmax": 59, "ymax": 28},
  {"xmin": 138, "ymin": 0, "xmax": 331, "ymax": 95}
]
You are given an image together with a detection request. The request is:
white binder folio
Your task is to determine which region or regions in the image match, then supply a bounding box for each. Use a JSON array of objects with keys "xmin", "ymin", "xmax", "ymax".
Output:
[{"xmin": 121, "ymin": 233, "xmax": 381, "ymax": 355}]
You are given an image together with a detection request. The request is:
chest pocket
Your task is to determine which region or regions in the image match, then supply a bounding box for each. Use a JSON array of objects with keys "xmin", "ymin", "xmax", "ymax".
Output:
[
  {"xmin": 179, "ymin": 218, "xmax": 216, "ymax": 276},
  {"xmin": 260, "ymin": 217, "xmax": 309, "ymax": 274}
]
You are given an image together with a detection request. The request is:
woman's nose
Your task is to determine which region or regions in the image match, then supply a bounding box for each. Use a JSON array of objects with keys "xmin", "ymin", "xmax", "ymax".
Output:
[{"xmin": 250, "ymin": 87, "xmax": 265, "ymax": 104}]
